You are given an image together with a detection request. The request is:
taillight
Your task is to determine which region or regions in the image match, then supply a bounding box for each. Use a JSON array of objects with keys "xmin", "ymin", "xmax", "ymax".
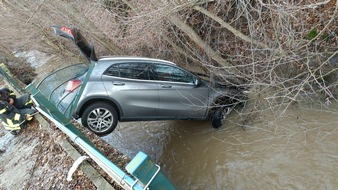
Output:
[{"xmin": 65, "ymin": 79, "xmax": 82, "ymax": 92}]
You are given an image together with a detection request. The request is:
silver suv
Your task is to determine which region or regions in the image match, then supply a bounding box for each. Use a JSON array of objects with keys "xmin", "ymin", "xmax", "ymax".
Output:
[{"xmin": 37, "ymin": 26, "xmax": 247, "ymax": 136}]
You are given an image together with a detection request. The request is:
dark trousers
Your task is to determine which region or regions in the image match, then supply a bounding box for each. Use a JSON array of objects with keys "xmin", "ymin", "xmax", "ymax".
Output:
[
  {"xmin": 14, "ymin": 94, "xmax": 32, "ymax": 109},
  {"xmin": 14, "ymin": 94, "xmax": 36, "ymax": 129}
]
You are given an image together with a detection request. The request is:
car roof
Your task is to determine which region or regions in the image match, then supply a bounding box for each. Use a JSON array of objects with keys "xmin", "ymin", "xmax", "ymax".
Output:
[{"xmin": 98, "ymin": 56, "xmax": 176, "ymax": 65}]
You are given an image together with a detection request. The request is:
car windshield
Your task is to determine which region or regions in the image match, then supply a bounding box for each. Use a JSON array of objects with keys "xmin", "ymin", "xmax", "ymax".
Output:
[{"xmin": 35, "ymin": 63, "xmax": 88, "ymax": 109}]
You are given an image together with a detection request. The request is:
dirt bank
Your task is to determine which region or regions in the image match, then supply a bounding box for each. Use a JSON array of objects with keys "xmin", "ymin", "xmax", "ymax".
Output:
[{"xmin": 0, "ymin": 117, "xmax": 98, "ymax": 189}]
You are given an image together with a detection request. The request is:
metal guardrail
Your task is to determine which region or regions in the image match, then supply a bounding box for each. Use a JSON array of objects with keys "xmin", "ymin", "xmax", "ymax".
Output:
[
  {"xmin": 0, "ymin": 63, "xmax": 175, "ymax": 189},
  {"xmin": 31, "ymin": 99, "xmax": 144, "ymax": 190},
  {"xmin": 0, "ymin": 63, "xmax": 26, "ymax": 94},
  {"xmin": 26, "ymin": 82, "xmax": 146, "ymax": 190}
]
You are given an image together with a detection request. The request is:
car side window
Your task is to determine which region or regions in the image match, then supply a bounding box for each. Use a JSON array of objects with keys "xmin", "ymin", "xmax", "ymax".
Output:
[
  {"xmin": 104, "ymin": 64, "xmax": 119, "ymax": 77},
  {"xmin": 152, "ymin": 64, "xmax": 194, "ymax": 83},
  {"xmin": 104, "ymin": 63, "xmax": 150, "ymax": 80}
]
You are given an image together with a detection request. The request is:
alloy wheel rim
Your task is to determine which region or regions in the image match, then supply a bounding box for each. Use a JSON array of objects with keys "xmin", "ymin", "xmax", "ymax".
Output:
[
  {"xmin": 87, "ymin": 108, "xmax": 113, "ymax": 132},
  {"xmin": 221, "ymin": 107, "xmax": 231, "ymax": 124}
]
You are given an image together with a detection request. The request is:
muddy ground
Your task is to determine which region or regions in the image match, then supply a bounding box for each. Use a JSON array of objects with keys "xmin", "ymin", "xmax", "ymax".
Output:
[
  {"xmin": 0, "ymin": 117, "xmax": 97, "ymax": 189},
  {"xmin": 0, "ymin": 113, "xmax": 129, "ymax": 190}
]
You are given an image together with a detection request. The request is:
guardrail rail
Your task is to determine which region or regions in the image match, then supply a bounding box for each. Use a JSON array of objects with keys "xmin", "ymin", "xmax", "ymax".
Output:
[{"xmin": 0, "ymin": 63, "xmax": 175, "ymax": 190}]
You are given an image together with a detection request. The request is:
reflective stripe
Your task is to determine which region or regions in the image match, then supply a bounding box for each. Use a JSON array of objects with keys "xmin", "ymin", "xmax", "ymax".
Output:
[
  {"xmin": 14, "ymin": 113, "xmax": 20, "ymax": 121},
  {"xmin": 6, "ymin": 119, "xmax": 13, "ymax": 126},
  {"xmin": 0, "ymin": 108, "xmax": 6, "ymax": 114},
  {"xmin": 25, "ymin": 99, "xmax": 33, "ymax": 106},
  {"xmin": 3, "ymin": 120, "xmax": 21, "ymax": 130}
]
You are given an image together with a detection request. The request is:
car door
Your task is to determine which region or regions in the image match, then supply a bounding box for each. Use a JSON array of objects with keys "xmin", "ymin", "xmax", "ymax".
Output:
[
  {"xmin": 152, "ymin": 63, "xmax": 209, "ymax": 119},
  {"xmin": 102, "ymin": 62, "xmax": 159, "ymax": 119}
]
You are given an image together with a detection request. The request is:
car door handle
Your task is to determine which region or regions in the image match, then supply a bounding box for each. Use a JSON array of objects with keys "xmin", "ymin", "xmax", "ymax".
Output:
[
  {"xmin": 113, "ymin": 82, "xmax": 125, "ymax": 86},
  {"xmin": 161, "ymin": 84, "xmax": 172, "ymax": 88}
]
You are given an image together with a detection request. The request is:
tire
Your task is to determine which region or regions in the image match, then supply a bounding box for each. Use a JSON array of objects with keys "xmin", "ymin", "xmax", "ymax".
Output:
[
  {"xmin": 212, "ymin": 107, "xmax": 231, "ymax": 128},
  {"xmin": 81, "ymin": 102, "xmax": 118, "ymax": 136}
]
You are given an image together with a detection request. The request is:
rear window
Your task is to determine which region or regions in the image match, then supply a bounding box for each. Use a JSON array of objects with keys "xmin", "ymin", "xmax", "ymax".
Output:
[{"xmin": 35, "ymin": 63, "xmax": 88, "ymax": 109}]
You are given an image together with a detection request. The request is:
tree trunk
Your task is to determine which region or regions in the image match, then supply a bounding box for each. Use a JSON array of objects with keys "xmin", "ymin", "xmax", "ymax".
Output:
[
  {"xmin": 193, "ymin": 5, "xmax": 270, "ymax": 50},
  {"xmin": 166, "ymin": 14, "xmax": 244, "ymax": 81}
]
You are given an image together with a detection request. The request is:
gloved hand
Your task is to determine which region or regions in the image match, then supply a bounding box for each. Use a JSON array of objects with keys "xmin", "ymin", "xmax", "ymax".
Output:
[{"xmin": 26, "ymin": 114, "xmax": 33, "ymax": 121}]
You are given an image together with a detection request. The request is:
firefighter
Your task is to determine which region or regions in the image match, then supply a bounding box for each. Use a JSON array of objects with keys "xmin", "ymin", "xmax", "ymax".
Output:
[{"xmin": 0, "ymin": 87, "xmax": 36, "ymax": 135}]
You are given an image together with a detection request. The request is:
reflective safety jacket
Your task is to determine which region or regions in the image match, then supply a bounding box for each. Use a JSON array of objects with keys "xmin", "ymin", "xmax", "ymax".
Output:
[{"xmin": 0, "ymin": 101, "xmax": 23, "ymax": 131}]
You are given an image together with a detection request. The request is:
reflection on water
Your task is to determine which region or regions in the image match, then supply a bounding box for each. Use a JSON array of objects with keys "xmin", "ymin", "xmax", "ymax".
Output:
[{"xmin": 102, "ymin": 102, "xmax": 338, "ymax": 189}]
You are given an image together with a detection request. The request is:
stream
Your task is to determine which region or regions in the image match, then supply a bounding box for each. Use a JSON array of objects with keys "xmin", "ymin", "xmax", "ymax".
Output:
[{"xmin": 102, "ymin": 100, "xmax": 338, "ymax": 189}]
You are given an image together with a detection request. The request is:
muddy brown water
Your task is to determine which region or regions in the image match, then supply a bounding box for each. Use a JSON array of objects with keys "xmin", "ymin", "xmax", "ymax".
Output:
[{"xmin": 102, "ymin": 101, "xmax": 338, "ymax": 189}]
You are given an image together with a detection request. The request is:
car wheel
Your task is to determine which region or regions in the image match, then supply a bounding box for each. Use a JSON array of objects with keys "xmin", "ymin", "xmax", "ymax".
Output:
[
  {"xmin": 81, "ymin": 102, "xmax": 118, "ymax": 136},
  {"xmin": 212, "ymin": 107, "xmax": 231, "ymax": 128}
]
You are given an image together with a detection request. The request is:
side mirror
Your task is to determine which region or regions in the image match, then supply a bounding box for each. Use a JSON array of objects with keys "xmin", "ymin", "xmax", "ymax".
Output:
[{"xmin": 194, "ymin": 77, "xmax": 202, "ymax": 86}]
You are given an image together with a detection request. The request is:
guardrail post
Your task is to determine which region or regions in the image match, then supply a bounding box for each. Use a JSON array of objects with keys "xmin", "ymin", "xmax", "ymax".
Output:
[{"xmin": 126, "ymin": 152, "xmax": 176, "ymax": 190}]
